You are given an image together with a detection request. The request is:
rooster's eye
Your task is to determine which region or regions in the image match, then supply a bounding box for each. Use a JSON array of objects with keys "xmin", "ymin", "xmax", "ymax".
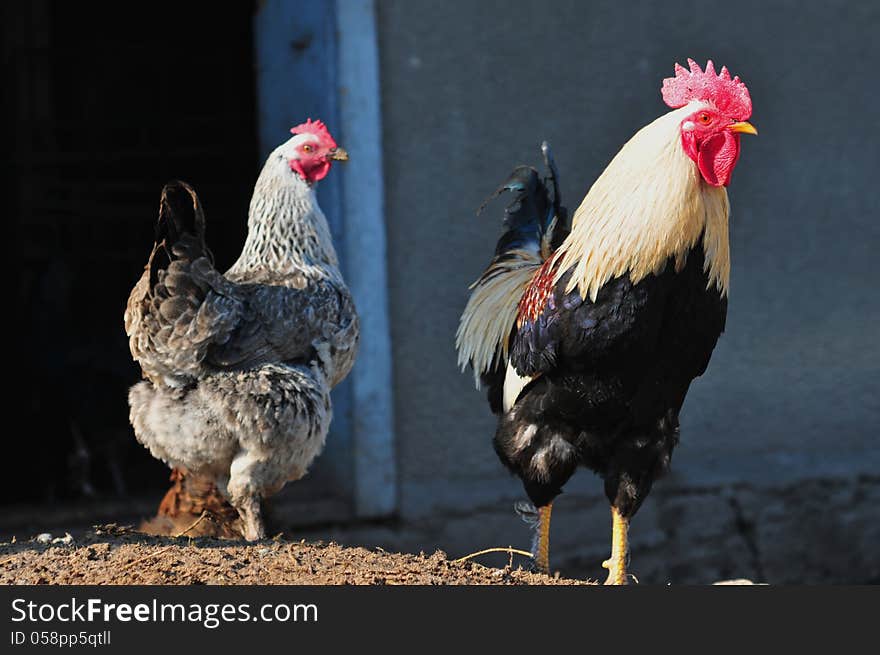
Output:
[
  {"xmin": 698, "ymin": 113, "xmax": 711, "ymax": 125},
  {"xmin": 302, "ymin": 145, "xmax": 313, "ymax": 153}
]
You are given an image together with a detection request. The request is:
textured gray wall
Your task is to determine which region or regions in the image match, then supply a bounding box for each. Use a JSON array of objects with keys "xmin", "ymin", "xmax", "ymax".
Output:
[{"xmin": 374, "ymin": 0, "xmax": 879, "ymax": 566}]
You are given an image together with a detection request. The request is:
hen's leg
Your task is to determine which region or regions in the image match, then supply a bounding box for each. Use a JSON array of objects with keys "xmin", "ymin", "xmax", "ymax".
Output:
[
  {"xmin": 227, "ymin": 450, "xmax": 271, "ymax": 541},
  {"xmin": 602, "ymin": 506, "xmax": 630, "ymax": 585},
  {"xmin": 156, "ymin": 468, "xmax": 186, "ymax": 517},
  {"xmin": 236, "ymin": 495, "xmax": 265, "ymax": 541}
]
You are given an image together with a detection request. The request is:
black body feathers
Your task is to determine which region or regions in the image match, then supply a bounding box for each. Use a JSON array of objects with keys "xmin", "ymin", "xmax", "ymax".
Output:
[
  {"xmin": 477, "ymin": 142, "xmax": 568, "ymax": 259},
  {"xmin": 494, "ymin": 244, "xmax": 726, "ymax": 515}
]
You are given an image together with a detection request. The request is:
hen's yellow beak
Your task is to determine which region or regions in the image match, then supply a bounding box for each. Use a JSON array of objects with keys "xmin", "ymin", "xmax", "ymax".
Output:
[
  {"xmin": 728, "ymin": 121, "xmax": 758, "ymax": 135},
  {"xmin": 329, "ymin": 147, "xmax": 349, "ymax": 161}
]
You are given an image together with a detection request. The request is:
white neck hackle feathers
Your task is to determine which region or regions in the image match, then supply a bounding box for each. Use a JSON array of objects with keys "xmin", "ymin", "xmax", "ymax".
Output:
[
  {"xmin": 554, "ymin": 102, "xmax": 730, "ymax": 301},
  {"xmin": 227, "ymin": 147, "xmax": 341, "ymax": 279}
]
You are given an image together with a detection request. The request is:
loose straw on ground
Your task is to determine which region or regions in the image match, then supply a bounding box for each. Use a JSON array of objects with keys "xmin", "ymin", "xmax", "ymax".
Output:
[
  {"xmin": 452, "ymin": 547, "xmax": 534, "ymax": 564},
  {"xmin": 119, "ymin": 512, "xmax": 209, "ymax": 571},
  {"xmin": 173, "ymin": 511, "xmax": 209, "ymax": 538},
  {"xmin": 119, "ymin": 545, "xmax": 176, "ymax": 572}
]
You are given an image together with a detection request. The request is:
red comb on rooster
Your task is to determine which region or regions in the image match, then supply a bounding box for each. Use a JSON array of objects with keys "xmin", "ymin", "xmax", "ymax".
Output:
[{"xmin": 661, "ymin": 59, "xmax": 752, "ymax": 120}]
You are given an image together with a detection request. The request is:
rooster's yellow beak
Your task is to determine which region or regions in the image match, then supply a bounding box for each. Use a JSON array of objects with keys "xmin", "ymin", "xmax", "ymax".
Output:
[
  {"xmin": 728, "ymin": 121, "xmax": 758, "ymax": 135},
  {"xmin": 329, "ymin": 147, "xmax": 349, "ymax": 161}
]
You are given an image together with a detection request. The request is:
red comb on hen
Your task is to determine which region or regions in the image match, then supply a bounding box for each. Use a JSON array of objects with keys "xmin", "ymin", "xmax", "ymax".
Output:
[
  {"xmin": 661, "ymin": 59, "xmax": 752, "ymax": 121},
  {"xmin": 290, "ymin": 118, "xmax": 338, "ymax": 148}
]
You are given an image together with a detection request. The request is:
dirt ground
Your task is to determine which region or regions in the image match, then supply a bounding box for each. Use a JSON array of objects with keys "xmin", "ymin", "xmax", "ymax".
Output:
[{"xmin": 0, "ymin": 524, "xmax": 588, "ymax": 585}]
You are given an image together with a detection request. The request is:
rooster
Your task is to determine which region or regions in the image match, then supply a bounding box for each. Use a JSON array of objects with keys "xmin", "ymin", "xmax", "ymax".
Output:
[
  {"xmin": 125, "ymin": 119, "xmax": 357, "ymax": 541},
  {"xmin": 457, "ymin": 60, "xmax": 757, "ymax": 583}
]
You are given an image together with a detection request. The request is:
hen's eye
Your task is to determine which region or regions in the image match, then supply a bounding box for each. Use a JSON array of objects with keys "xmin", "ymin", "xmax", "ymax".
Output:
[
  {"xmin": 302, "ymin": 145, "xmax": 313, "ymax": 153},
  {"xmin": 698, "ymin": 113, "xmax": 711, "ymax": 125}
]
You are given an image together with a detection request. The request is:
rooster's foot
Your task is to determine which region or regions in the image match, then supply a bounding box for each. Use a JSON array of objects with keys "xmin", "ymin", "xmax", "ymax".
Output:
[
  {"xmin": 602, "ymin": 555, "xmax": 630, "ymax": 585},
  {"xmin": 602, "ymin": 506, "xmax": 632, "ymax": 585}
]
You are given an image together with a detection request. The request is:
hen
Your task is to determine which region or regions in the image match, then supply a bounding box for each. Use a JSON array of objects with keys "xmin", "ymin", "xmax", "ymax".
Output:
[{"xmin": 125, "ymin": 120, "xmax": 357, "ymax": 540}]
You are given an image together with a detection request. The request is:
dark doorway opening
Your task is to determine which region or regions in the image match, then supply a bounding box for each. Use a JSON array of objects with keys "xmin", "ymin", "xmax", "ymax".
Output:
[{"xmin": 3, "ymin": 2, "xmax": 259, "ymax": 523}]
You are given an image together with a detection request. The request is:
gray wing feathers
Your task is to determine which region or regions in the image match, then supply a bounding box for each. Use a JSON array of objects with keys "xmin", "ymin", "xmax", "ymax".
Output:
[
  {"xmin": 127, "ymin": 256, "xmax": 351, "ymax": 386},
  {"xmin": 207, "ymin": 279, "xmax": 352, "ymax": 372}
]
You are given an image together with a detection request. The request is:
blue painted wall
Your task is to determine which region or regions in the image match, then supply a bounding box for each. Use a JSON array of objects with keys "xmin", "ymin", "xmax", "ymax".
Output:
[{"xmin": 375, "ymin": 0, "xmax": 880, "ymax": 518}]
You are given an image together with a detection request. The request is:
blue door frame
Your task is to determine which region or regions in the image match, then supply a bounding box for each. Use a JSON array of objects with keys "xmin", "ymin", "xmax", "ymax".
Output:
[{"xmin": 254, "ymin": 0, "xmax": 396, "ymax": 518}]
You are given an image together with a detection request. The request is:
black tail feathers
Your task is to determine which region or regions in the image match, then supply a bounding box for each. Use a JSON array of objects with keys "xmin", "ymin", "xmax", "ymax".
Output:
[
  {"xmin": 150, "ymin": 181, "xmax": 211, "ymax": 285},
  {"xmin": 540, "ymin": 140, "xmax": 563, "ymax": 223},
  {"xmin": 156, "ymin": 180, "xmax": 206, "ymax": 246},
  {"xmin": 477, "ymin": 142, "xmax": 568, "ymax": 258}
]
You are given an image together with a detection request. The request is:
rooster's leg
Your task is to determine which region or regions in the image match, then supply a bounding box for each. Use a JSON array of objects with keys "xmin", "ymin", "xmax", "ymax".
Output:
[
  {"xmin": 532, "ymin": 503, "xmax": 553, "ymax": 575},
  {"xmin": 602, "ymin": 506, "xmax": 630, "ymax": 585},
  {"xmin": 236, "ymin": 495, "xmax": 266, "ymax": 541}
]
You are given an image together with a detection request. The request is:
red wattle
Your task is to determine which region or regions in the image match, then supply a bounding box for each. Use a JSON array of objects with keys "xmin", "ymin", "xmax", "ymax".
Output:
[
  {"xmin": 697, "ymin": 131, "xmax": 741, "ymax": 187},
  {"xmin": 290, "ymin": 158, "xmax": 332, "ymax": 184}
]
